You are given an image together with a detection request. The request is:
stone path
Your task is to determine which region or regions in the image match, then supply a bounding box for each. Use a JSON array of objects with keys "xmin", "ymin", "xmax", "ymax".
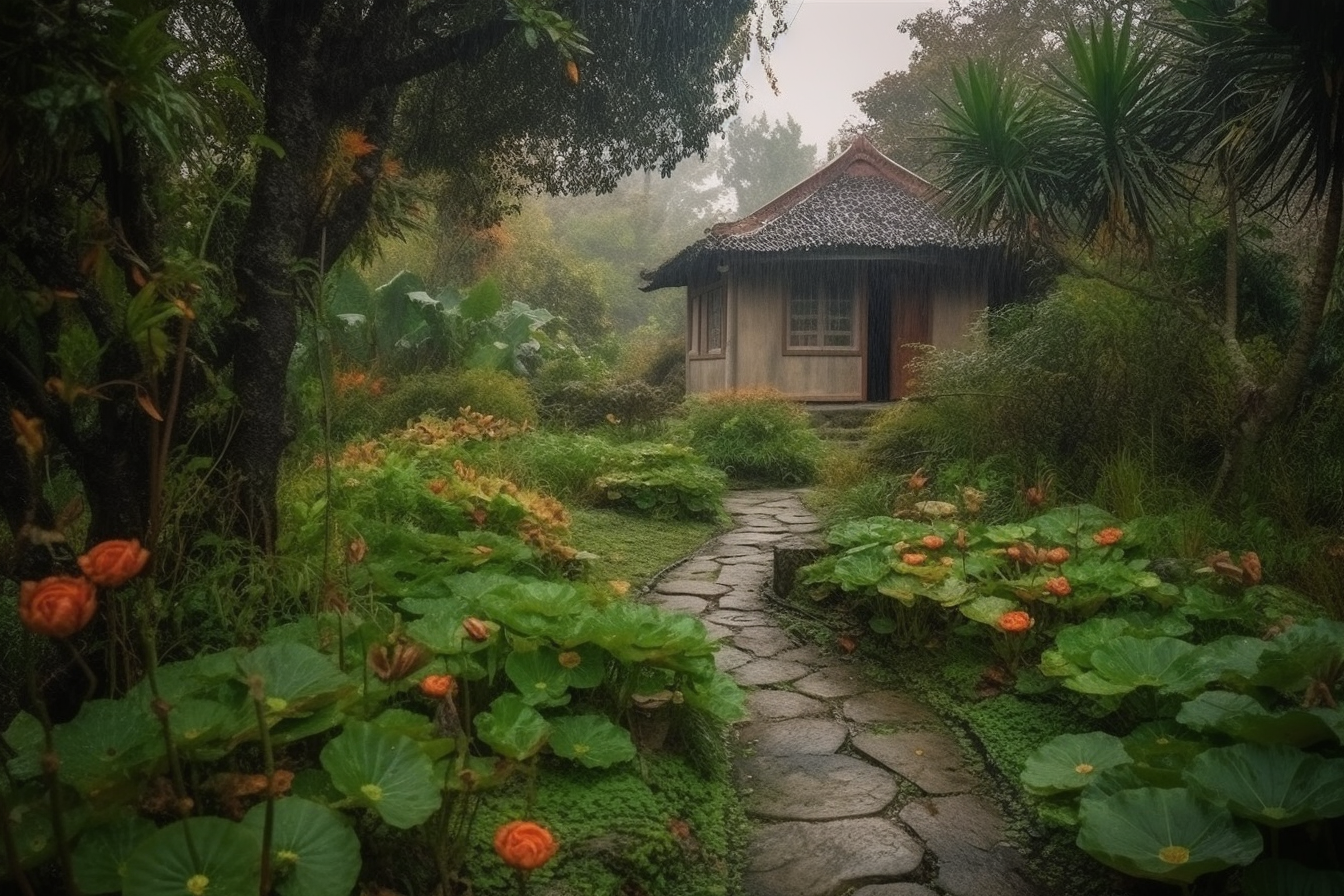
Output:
[{"xmin": 642, "ymin": 490, "xmax": 1041, "ymax": 896}]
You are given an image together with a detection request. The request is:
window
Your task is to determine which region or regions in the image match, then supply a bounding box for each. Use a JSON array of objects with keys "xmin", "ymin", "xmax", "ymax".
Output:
[
  {"xmin": 788, "ymin": 283, "xmax": 855, "ymax": 350},
  {"xmin": 689, "ymin": 283, "xmax": 726, "ymax": 356}
]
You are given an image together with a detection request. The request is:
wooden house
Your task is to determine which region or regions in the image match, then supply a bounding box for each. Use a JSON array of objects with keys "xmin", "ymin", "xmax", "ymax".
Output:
[{"xmin": 641, "ymin": 135, "xmax": 1005, "ymax": 401}]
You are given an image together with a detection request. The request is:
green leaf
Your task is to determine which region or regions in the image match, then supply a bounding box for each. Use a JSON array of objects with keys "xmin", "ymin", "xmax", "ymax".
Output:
[
  {"xmin": 460, "ymin": 277, "xmax": 504, "ymax": 320},
  {"xmin": 831, "ymin": 549, "xmax": 892, "ymax": 589},
  {"xmin": 1040, "ymin": 649, "xmax": 1084, "ymax": 678},
  {"xmin": 52, "ymin": 699, "xmax": 159, "ymax": 792},
  {"xmin": 958, "ymin": 595, "xmax": 1020, "ymax": 627},
  {"xmin": 1064, "ymin": 671, "xmax": 1138, "ymax": 697},
  {"xmin": 1055, "ymin": 617, "xmax": 1130, "ymax": 668},
  {"xmin": 1076, "ymin": 787, "xmax": 1262, "ymax": 885},
  {"xmin": 1184, "ymin": 743, "xmax": 1344, "ymax": 827},
  {"xmin": 169, "ymin": 698, "xmax": 252, "ymax": 758},
  {"xmin": 1088, "ymin": 636, "xmax": 1202, "ymax": 694},
  {"xmin": 73, "ymin": 815, "xmax": 158, "ymax": 894},
  {"xmin": 1122, "ymin": 720, "xmax": 1208, "ymax": 787},
  {"xmin": 474, "ymin": 694, "xmax": 550, "ymax": 760},
  {"xmin": 1252, "ymin": 619, "xmax": 1344, "ymax": 692},
  {"xmin": 242, "ymin": 798, "xmax": 361, "ymax": 896},
  {"xmin": 1021, "ymin": 732, "xmax": 1131, "ymax": 796},
  {"xmin": 3, "ymin": 711, "xmax": 45, "ymax": 780},
  {"xmin": 548, "ymin": 715, "xmax": 636, "ymax": 768},
  {"xmin": 1177, "ymin": 692, "xmax": 1343, "ymax": 748},
  {"xmin": 506, "ymin": 649, "xmax": 571, "ymax": 706},
  {"xmin": 1241, "ymin": 859, "xmax": 1344, "ymax": 896},
  {"xmin": 1025, "ymin": 504, "xmax": 1118, "ymax": 544},
  {"xmin": 237, "ymin": 643, "xmax": 350, "ymax": 717},
  {"xmin": 123, "ymin": 817, "xmax": 261, "ymax": 896},
  {"xmin": 320, "ymin": 722, "xmax": 441, "ymax": 828},
  {"xmin": 681, "ymin": 670, "xmax": 746, "ymax": 722}
]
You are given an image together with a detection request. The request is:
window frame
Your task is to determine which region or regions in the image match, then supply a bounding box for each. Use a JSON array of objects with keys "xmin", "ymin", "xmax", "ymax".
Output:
[
  {"xmin": 783, "ymin": 279, "xmax": 859, "ymax": 355},
  {"xmin": 688, "ymin": 281, "xmax": 726, "ymax": 359}
]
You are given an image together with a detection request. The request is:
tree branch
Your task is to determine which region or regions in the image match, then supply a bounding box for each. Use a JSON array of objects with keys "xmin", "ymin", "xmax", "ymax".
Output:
[{"xmin": 361, "ymin": 17, "xmax": 514, "ymax": 90}]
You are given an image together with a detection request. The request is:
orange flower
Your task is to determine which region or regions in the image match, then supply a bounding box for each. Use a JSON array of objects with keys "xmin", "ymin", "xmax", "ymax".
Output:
[
  {"xmin": 428, "ymin": 478, "xmax": 448, "ymax": 495},
  {"xmin": 1044, "ymin": 547, "xmax": 1070, "ymax": 565},
  {"xmin": 921, "ymin": 534, "xmax": 946, "ymax": 551},
  {"xmin": 901, "ymin": 552, "xmax": 927, "ymax": 566},
  {"xmin": 10, "ymin": 409, "xmax": 45, "ymax": 461},
  {"xmin": 19, "ymin": 576, "xmax": 98, "ymax": 638},
  {"xmin": 462, "ymin": 617, "xmax": 491, "ymax": 642},
  {"xmin": 494, "ymin": 820, "xmax": 558, "ymax": 871},
  {"xmin": 1044, "ymin": 576, "xmax": 1072, "ymax": 597},
  {"xmin": 338, "ymin": 129, "xmax": 376, "ymax": 159},
  {"xmin": 1093, "ymin": 527, "xmax": 1124, "ymax": 546},
  {"xmin": 78, "ymin": 539, "xmax": 150, "ymax": 587},
  {"xmin": 558, "ymin": 651, "xmax": 581, "ymax": 670},
  {"xmin": 907, "ymin": 469, "xmax": 928, "ymax": 490},
  {"xmin": 954, "ymin": 528, "xmax": 969, "ymax": 551},
  {"xmin": 419, "ymin": 674, "xmax": 455, "ymax": 699},
  {"xmin": 1240, "ymin": 551, "xmax": 1262, "ymax": 585},
  {"xmin": 997, "ymin": 610, "xmax": 1033, "ymax": 633},
  {"xmin": 565, "ymin": 59, "xmax": 580, "ymax": 84}
]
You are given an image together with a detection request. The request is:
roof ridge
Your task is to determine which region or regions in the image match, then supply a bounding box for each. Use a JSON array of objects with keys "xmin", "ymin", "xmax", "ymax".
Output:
[{"xmin": 711, "ymin": 135, "xmax": 937, "ymax": 238}]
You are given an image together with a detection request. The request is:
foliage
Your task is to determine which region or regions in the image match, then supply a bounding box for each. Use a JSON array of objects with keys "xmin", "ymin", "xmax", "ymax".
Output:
[
  {"xmin": 674, "ymin": 389, "xmax": 824, "ymax": 486},
  {"xmin": 719, "ymin": 114, "xmax": 818, "ymax": 216},
  {"xmin": 593, "ymin": 444, "xmax": 727, "ymax": 522}
]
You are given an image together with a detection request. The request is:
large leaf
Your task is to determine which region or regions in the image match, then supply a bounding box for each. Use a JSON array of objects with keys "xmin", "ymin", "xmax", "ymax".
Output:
[
  {"xmin": 123, "ymin": 817, "xmax": 261, "ymax": 896},
  {"xmin": 1054, "ymin": 617, "xmax": 1131, "ymax": 668},
  {"xmin": 1088, "ymin": 636, "xmax": 1203, "ymax": 694},
  {"xmin": 959, "ymin": 595, "xmax": 1020, "ymax": 627},
  {"xmin": 1021, "ymin": 732, "xmax": 1131, "ymax": 796},
  {"xmin": 52, "ymin": 699, "xmax": 159, "ymax": 793},
  {"xmin": 1076, "ymin": 787, "xmax": 1262, "ymax": 885},
  {"xmin": 548, "ymin": 715, "xmax": 636, "ymax": 768},
  {"xmin": 237, "ymin": 643, "xmax": 350, "ymax": 717},
  {"xmin": 242, "ymin": 798, "xmax": 361, "ymax": 896},
  {"xmin": 73, "ymin": 815, "xmax": 158, "ymax": 894},
  {"xmin": 474, "ymin": 694, "xmax": 550, "ymax": 760},
  {"xmin": 1121, "ymin": 720, "xmax": 1208, "ymax": 787},
  {"xmin": 1251, "ymin": 619, "xmax": 1344, "ymax": 691},
  {"xmin": 1184, "ymin": 743, "xmax": 1344, "ymax": 827},
  {"xmin": 459, "ymin": 277, "xmax": 503, "ymax": 320},
  {"xmin": 320, "ymin": 721, "xmax": 441, "ymax": 828},
  {"xmin": 1025, "ymin": 504, "xmax": 1119, "ymax": 545},
  {"xmin": 1177, "ymin": 692, "xmax": 1343, "ymax": 748},
  {"xmin": 681, "ymin": 670, "xmax": 747, "ymax": 722},
  {"xmin": 505, "ymin": 649, "xmax": 571, "ymax": 707}
]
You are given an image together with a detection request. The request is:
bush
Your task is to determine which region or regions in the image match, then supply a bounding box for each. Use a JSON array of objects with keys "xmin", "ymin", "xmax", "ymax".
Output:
[
  {"xmin": 367, "ymin": 368, "xmax": 538, "ymax": 435},
  {"xmin": 674, "ymin": 388, "xmax": 824, "ymax": 486}
]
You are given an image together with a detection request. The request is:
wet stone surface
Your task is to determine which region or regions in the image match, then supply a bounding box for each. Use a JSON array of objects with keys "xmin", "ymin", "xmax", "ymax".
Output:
[{"xmin": 635, "ymin": 489, "xmax": 1041, "ymax": 896}]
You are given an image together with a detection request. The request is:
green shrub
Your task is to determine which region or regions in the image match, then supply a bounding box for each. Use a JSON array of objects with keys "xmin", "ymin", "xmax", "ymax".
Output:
[
  {"xmin": 373, "ymin": 367, "xmax": 539, "ymax": 433},
  {"xmin": 484, "ymin": 432, "xmax": 614, "ymax": 500},
  {"xmin": 594, "ymin": 443, "xmax": 727, "ymax": 521},
  {"xmin": 674, "ymin": 388, "xmax": 824, "ymax": 485}
]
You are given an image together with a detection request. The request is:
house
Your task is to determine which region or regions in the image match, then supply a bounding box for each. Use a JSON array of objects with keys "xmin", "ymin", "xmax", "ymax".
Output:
[{"xmin": 641, "ymin": 135, "xmax": 1006, "ymax": 401}]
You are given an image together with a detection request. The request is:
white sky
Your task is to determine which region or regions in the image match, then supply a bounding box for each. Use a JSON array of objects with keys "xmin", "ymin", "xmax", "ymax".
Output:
[{"xmin": 738, "ymin": 0, "xmax": 951, "ymax": 155}]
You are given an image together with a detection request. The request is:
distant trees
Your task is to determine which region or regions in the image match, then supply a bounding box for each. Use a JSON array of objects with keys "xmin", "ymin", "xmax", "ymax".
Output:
[{"xmin": 720, "ymin": 114, "xmax": 819, "ymax": 215}]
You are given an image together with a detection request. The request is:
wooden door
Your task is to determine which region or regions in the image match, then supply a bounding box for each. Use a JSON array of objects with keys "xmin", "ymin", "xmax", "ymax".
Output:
[{"xmin": 892, "ymin": 288, "xmax": 931, "ymax": 398}]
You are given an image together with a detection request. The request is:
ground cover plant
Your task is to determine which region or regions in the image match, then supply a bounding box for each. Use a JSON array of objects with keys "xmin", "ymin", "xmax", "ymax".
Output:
[
  {"xmin": 799, "ymin": 484, "xmax": 1344, "ymax": 894},
  {"xmin": 674, "ymin": 388, "xmax": 825, "ymax": 486}
]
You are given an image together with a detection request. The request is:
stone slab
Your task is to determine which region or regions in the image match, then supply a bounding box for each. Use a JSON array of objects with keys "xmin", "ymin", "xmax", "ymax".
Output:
[
  {"xmin": 851, "ymin": 730, "xmax": 978, "ymax": 795},
  {"xmin": 714, "ymin": 645, "xmax": 753, "ymax": 672},
  {"xmin": 777, "ymin": 513, "xmax": 820, "ymax": 525},
  {"xmin": 718, "ymin": 591, "xmax": 767, "ymax": 611},
  {"xmin": 655, "ymin": 579, "xmax": 731, "ymax": 597},
  {"xmin": 701, "ymin": 621, "xmax": 733, "ymax": 641},
  {"xmin": 702, "ymin": 609, "xmax": 774, "ymax": 628},
  {"xmin": 717, "ymin": 565, "xmax": 771, "ymax": 587},
  {"xmin": 732, "ymin": 658, "xmax": 810, "ymax": 686},
  {"xmin": 773, "ymin": 645, "xmax": 832, "ymax": 666},
  {"xmin": 720, "ymin": 531, "xmax": 788, "ymax": 546},
  {"xmin": 744, "ymin": 690, "xmax": 827, "ymax": 720},
  {"xmin": 737, "ymin": 754, "xmax": 897, "ymax": 820},
  {"xmin": 793, "ymin": 667, "xmax": 870, "ymax": 699},
  {"xmin": 731, "ymin": 627, "xmax": 798, "ymax": 658},
  {"xmin": 674, "ymin": 558, "xmax": 721, "ymax": 577},
  {"xmin": 842, "ymin": 691, "xmax": 938, "ymax": 726},
  {"xmin": 745, "ymin": 819, "xmax": 923, "ymax": 896},
  {"xmin": 703, "ymin": 544, "xmax": 766, "ymax": 559},
  {"xmin": 736, "ymin": 718, "xmax": 847, "ymax": 756},
  {"xmin": 645, "ymin": 593, "xmax": 709, "ymax": 615},
  {"xmin": 899, "ymin": 795, "xmax": 1038, "ymax": 896}
]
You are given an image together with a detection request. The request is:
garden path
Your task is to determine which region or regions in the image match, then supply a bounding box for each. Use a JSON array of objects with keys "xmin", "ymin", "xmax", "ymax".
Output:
[{"xmin": 643, "ymin": 490, "xmax": 1041, "ymax": 896}]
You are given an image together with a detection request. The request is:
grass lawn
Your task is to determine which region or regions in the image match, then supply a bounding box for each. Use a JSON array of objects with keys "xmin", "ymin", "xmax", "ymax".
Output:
[{"xmin": 569, "ymin": 507, "xmax": 725, "ymax": 589}]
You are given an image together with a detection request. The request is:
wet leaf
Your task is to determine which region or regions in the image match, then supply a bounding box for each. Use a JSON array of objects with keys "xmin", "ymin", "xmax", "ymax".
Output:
[{"xmin": 320, "ymin": 721, "xmax": 440, "ymax": 828}]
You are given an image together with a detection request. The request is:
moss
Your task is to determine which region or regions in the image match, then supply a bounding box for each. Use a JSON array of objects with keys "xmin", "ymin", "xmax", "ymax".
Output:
[
  {"xmin": 466, "ymin": 752, "xmax": 745, "ymax": 896},
  {"xmin": 569, "ymin": 508, "xmax": 724, "ymax": 590}
]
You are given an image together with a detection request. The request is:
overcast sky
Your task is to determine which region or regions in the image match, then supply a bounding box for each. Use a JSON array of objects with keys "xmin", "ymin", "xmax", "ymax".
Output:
[{"xmin": 738, "ymin": 0, "xmax": 951, "ymax": 157}]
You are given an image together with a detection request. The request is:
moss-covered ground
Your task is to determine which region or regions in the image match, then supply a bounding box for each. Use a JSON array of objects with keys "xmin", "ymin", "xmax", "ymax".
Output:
[{"xmin": 569, "ymin": 508, "xmax": 724, "ymax": 590}]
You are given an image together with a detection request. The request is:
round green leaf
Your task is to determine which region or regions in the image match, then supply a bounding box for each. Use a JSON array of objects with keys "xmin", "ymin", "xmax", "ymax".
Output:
[
  {"xmin": 1185, "ymin": 743, "xmax": 1344, "ymax": 827},
  {"xmin": 1177, "ymin": 692, "xmax": 1342, "ymax": 748},
  {"xmin": 53, "ymin": 699, "xmax": 159, "ymax": 792},
  {"xmin": 1252, "ymin": 619, "xmax": 1344, "ymax": 691},
  {"xmin": 682, "ymin": 670, "xmax": 746, "ymax": 722},
  {"xmin": 1241, "ymin": 859, "xmax": 1344, "ymax": 896},
  {"xmin": 1022, "ymin": 732, "xmax": 1131, "ymax": 796},
  {"xmin": 238, "ymin": 643, "xmax": 349, "ymax": 717},
  {"xmin": 506, "ymin": 649, "xmax": 571, "ymax": 706},
  {"xmin": 474, "ymin": 693, "xmax": 551, "ymax": 760},
  {"xmin": 320, "ymin": 721, "xmax": 441, "ymax": 828},
  {"xmin": 242, "ymin": 798, "xmax": 361, "ymax": 896},
  {"xmin": 557, "ymin": 644, "xmax": 607, "ymax": 689},
  {"xmin": 1122, "ymin": 720, "xmax": 1208, "ymax": 787},
  {"xmin": 73, "ymin": 815, "xmax": 158, "ymax": 894},
  {"xmin": 1089, "ymin": 636, "xmax": 1202, "ymax": 693},
  {"xmin": 958, "ymin": 595, "xmax": 1020, "ymax": 627},
  {"xmin": 1077, "ymin": 787, "xmax": 1261, "ymax": 885},
  {"xmin": 123, "ymin": 817, "xmax": 261, "ymax": 896},
  {"xmin": 548, "ymin": 715, "xmax": 636, "ymax": 768},
  {"xmin": 1055, "ymin": 617, "xmax": 1130, "ymax": 669}
]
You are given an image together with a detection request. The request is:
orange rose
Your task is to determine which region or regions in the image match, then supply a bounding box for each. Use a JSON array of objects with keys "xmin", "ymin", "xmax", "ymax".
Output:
[
  {"xmin": 1044, "ymin": 547, "xmax": 1070, "ymax": 565},
  {"xmin": 921, "ymin": 535, "xmax": 946, "ymax": 551},
  {"xmin": 462, "ymin": 617, "xmax": 491, "ymax": 642},
  {"xmin": 1044, "ymin": 576, "xmax": 1072, "ymax": 597},
  {"xmin": 997, "ymin": 610, "xmax": 1033, "ymax": 633},
  {"xmin": 419, "ymin": 674, "xmax": 455, "ymax": 699},
  {"xmin": 19, "ymin": 576, "xmax": 98, "ymax": 638},
  {"xmin": 901, "ymin": 552, "xmax": 927, "ymax": 566},
  {"xmin": 1093, "ymin": 527, "xmax": 1124, "ymax": 546},
  {"xmin": 78, "ymin": 539, "xmax": 150, "ymax": 587},
  {"xmin": 494, "ymin": 820, "xmax": 558, "ymax": 871}
]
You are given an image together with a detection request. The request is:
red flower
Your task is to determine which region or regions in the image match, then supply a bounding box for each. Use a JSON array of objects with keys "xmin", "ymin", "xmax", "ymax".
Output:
[
  {"xmin": 1093, "ymin": 527, "xmax": 1124, "ymax": 546},
  {"xmin": 419, "ymin": 674, "xmax": 455, "ymax": 699},
  {"xmin": 921, "ymin": 535, "xmax": 946, "ymax": 551},
  {"xmin": 997, "ymin": 611, "xmax": 1033, "ymax": 633},
  {"xmin": 1044, "ymin": 547, "xmax": 1070, "ymax": 565},
  {"xmin": 494, "ymin": 820, "xmax": 558, "ymax": 871},
  {"xmin": 1045, "ymin": 576, "xmax": 1072, "ymax": 597},
  {"xmin": 19, "ymin": 576, "xmax": 98, "ymax": 638},
  {"xmin": 78, "ymin": 539, "xmax": 150, "ymax": 587}
]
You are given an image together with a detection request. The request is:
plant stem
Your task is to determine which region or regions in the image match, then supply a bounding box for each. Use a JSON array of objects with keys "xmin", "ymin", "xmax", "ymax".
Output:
[
  {"xmin": 250, "ymin": 684, "xmax": 276, "ymax": 895},
  {"xmin": 0, "ymin": 784, "xmax": 38, "ymax": 896},
  {"xmin": 61, "ymin": 637, "xmax": 98, "ymax": 703},
  {"xmin": 26, "ymin": 668, "xmax": 79, "ymax": 896}
]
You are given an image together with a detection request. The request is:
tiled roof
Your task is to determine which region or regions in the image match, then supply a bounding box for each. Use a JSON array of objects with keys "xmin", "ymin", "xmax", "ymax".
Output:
[{"xmin": 642, "ymin": 136, "xmax": 997, "ymax": 290}]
